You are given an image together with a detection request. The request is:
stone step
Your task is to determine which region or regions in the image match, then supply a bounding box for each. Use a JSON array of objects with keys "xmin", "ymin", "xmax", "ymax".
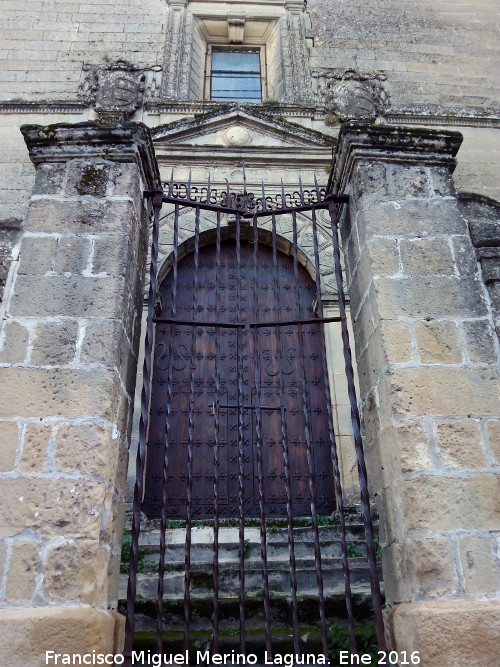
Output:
[
  {"xmin": 121, "ymin": 557, "xmax": 378, "ymax": 600},
  {"xmin": 141, "ymin": 539, "xmax": 367, "ymax": 564},
  {"xmin": 138, "ymin": 524, "xmax": 368, "ymax": 548}
]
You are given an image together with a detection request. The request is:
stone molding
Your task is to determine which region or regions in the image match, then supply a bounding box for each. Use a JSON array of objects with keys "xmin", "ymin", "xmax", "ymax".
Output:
[
  {"xmin": 20, "ymin": 122, "xmax": 161, "ymax": 191},
  {"xmin": 329, "ymin": 122, "xmax": 463, "ymax": 195}
]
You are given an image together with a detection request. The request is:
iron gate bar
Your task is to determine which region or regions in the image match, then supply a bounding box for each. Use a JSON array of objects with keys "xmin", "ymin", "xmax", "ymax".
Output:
[
  {"xmin": 328, "ymin": 199, "xmax": 388, "ymax": 653},
  {"xmin": 250, "ymin": 317, "xmax": 342, "ymax": 327},
  {"xmin": 123, "ymin": 190, "xmax": 163, "ymax": 665},
  {"xmin": 252, "ymin": 209, "xmax": 274, "ymax": 657},
  {"xmin": 270, "ymin": 207, "xmax": 301, "ymax": 655},
  {"xmin": 235, "ymin": 211, "xmax": 246, "ymax": 654},
  {"xmin": 183, "ymin": 204, "xmax": 202, "ymax": 654},
  {"xmin": 153, "ymin": 318, "xmax": 246, "ymax": 328},
  {"xmin": 157, "ymin": 202, "xmax": 181, "ymax": 655},
  {"xmin": 212, "ymin": 209, "xmax": 223, "ymax": 653}
]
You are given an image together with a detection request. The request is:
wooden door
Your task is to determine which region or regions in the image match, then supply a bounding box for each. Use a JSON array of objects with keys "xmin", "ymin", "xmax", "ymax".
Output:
[{"xmin": 143, "ymin": 239, "xmax": 335, "ymax": 519}]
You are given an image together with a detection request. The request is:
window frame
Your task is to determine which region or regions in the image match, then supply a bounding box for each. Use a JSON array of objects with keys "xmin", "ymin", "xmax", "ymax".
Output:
[{"xmin": 204, "ymin": 44, "xmax": 268, "ymax": 103}]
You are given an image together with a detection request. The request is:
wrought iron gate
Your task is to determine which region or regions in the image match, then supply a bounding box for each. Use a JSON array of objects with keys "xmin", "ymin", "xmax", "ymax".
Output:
[{"xmin": 123, "ymin": 172, "xmax": 386, "ymax": 663}]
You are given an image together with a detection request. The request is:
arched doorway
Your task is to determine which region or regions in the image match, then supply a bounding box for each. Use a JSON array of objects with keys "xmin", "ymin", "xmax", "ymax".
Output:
[{"xmin": 143, "ymin": 237, "xmax": 335, "ymax": 519}]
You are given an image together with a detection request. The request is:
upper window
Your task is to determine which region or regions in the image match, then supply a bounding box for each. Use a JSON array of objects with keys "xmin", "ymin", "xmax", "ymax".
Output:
[{"xmin": 210, "ymin": 49, "xmax": 262, "ymax": 103}]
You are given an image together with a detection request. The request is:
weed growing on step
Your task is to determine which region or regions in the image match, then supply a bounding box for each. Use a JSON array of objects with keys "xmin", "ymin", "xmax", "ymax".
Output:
[
  {"xmin": 120, "ymin": 529, "xmax": 147, "ymax": 574},
  {"xmin": 328, "ymin": 624, "xmax": 378, "ymax": 666},
  {"xmin": 346, "ymin": 541, "xmax": 363, "ymax": 558}
]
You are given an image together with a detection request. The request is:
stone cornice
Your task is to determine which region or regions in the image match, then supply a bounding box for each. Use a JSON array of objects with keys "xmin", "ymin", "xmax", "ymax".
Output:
[
  {"xmin": 328, "ymin": 122, "xmax": 463, "ymax": 195},
  {"xmin": 21, "ymin": 121, "xmax": 161, "ymax": 190}
]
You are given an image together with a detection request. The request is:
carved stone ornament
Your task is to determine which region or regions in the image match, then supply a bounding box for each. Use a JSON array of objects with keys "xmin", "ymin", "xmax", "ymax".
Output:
[
  {"xmin": 78, "ymin": 59, "xmax": 162, "ymax": 121},
  {"xmin": 314, "ymin": 67, "xmax": 389, "ymax": 121}
]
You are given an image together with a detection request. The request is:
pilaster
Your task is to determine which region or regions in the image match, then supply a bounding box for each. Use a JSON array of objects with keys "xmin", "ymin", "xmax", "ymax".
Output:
[
  {"xmin": 0, "ymin": 122, "xmax": 159, "ymax": 665},
  {"xmin": 331, "ymin": 123, "xmax": 500, "ymax": 666}
]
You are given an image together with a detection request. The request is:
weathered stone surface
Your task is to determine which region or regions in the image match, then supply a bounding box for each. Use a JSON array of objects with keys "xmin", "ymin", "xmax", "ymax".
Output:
[
  {"xmin": 379, "ymin": 366, "xmax": 500, "ymax": 417},
  {"xmin": 397, "ymin": 535, "xmax": 457, "ymax": 601},
  {"xmin": 399, "ymin": 237, "xmax": 455, "ymax": 276},
  {"xmin": 393, "ymin": 420, "xmax": 433, "ymax": 474},
  {"xmin": 386, "ymin": 164, "xmax": 432, "ymax": 198},
  {"xmin": 43, "ymin": 540, "xmax": 102, "ymax": 604},
  {"xmin": 0, "ymin": 607, "xmax": 117, "ymax": 667},
  {"xmin": 5, "ymin": 541, "xmax": 39, "ymax": 603},
  {"xmin": 366, "ymin": 236, "xmax": 400, "ymax": 276},
  {"xmin": 0, "ymin": 540, "xmax": 7, "ymax": 582},
  {"xmin": 414, "ymin": 320, "xmax": 463, "ymax": 364},
  {"xmin": 0, "ymin": 477, "xmax": 106, "ymax": 539},
  {"xmin": 55, "ymin": 422, "xmax": 114, "ymax": 478},
  {"xmin": 486, "ymin": 419, "xmax": 500, "ymax": 463},
  {"xmin": 30, "ymin": 320, "xmax": 79, "ymax": 365},
  {"xmin": 19, "ymin": 423, "xmax": 51, "ymax": 473},
  {"xmin": 402, "ymin": 473, "xmax": 499, "ymax": 531},
  {"xmin": 462, "ymin": 319, "xmax": 498, "ymax": 363},
  {"xmin": 0, "ymin": 421, "xmax": 19, "ymax": 472},
  {"xmin": 10, "ymin": 274, "xmax": 128, "ymax": 318},
  {"xmin": 458, "ymin": 534, "xmax": 500, "ymax": 595},
  {"xmin": 23, "ymin": 198, "xmax": 137, "ymax": 235},
  {"xmin": 65, "ymin": 160, "xmax": 110, "ymax": 198},
  {"xmin": 434, "ymin": 419, "xmax": 486, "ymax": 469},
  {"xmin": 0, "ymin": 320, "xmax": 29, "ymax": 364},
  {"xmin": 0, "ymin": 367, "xmax": 120, "ymax": 419},
  {"xmin": 388, "ymin": 599, "xmax": 500, "ymax": 667},
  {"xmin": 17, "ymin": 236, "xmax": 57, "ymax": 276},
  {"xmin": 32, "ymin": 163, "xmax": 65, "ymax": 196},
  {"xmin": 52, "ymin": 236, "xmax": 91, "ymax": 275}
]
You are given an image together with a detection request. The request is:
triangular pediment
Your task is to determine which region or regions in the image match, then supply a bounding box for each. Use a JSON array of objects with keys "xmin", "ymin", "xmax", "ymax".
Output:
[{"xmin": 151, "ymin": 106, "xmax": 334, "ymax": 150}]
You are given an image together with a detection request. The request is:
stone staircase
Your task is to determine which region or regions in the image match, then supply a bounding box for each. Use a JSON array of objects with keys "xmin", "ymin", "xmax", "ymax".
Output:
[{"xmin": 118, "ymin": 518, "xmax": 382, "ymax": 657}]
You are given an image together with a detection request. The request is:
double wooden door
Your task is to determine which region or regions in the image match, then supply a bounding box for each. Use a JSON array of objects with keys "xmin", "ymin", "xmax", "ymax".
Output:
[{"xmin": 143, "ymin": 239, "xmax": 335, "ymax": 519}]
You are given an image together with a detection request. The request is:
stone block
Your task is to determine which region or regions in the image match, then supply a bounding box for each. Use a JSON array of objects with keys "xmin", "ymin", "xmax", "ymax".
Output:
[
  {"xmin": 23, "ymin": 198, "xmax": 137, "ymax": 235},
  {"xmin": 374, "ymin": 275, "xmax": 487, "ymax": 319},
  {"xmin": 402, "ymin": 473, "xmax": 499, "ymax": 531},
  {"xmin": 400, "ymin": 237, "xmax": 455, "ymax": 276},
  {"xmin": 30, "ymin": 320, "xmax": 79, "ymax": 365},
  {"xmin": 53, "ymin": 236, "xmax": 91, "ymax": 275},
  {"xmin": 414, "ymin": 320, "xmax": 463, "ymax": 364},
  {"xmin": 0, "ymin": 367, "xmax": 120, "ymax": 419},
  {"xmin": 33, "ymin": 163, "xmax": 65, "ymax": 195},
  {"xmin": 0, "ymin": 540, "xmax": 6, "ymax": 582},
  {"xmin": 388, "ymin": 599, "xmax": 500, "ymax": 667},
  {"xmin": 429, "ymin": 166, "xmax": 456, "ymax": 197},
  {"xmin": 19, "ymin": 423, "xmax": 51, "ymax": 473},
  {"xmin": 462, "ymin": 319, "xmax": 498, "ymax": 363},
  {"xmin": 0, "ymin": 320, "xmax": 29, "ymax": 363},
  {"xmin": 0, "ymin": 421, "xmax": 19, "ymax": 472},
  {"xmin": 65, "ymin": 160, "xmax": 110, "ymax": 198},
  {"xmin": 55, "ymin": 422, "xmax": 114, "ymax": 478},
  {"xmin": 17, "ymin": 235, "xmax": 57, "ymax": 275},
  {"xmin": 0, "ymin": 607, "xmax": 117, "ymax": 667},
  {"xmin": 380, "ymin": 366, "xmax": 500, "ymax": 417},
  {"xmin": 393, "ymin": 419, "xmax": 433, "ymax": 474},
  {"xmin": 0, "ymin": 477, "xmax": 106, "ymax": 539},
  {"xmin": 434, "ymin": 419, "xmax": 486, "ymax": 469},
  {"xmin": 386, "ymin": 164, "xmax": 432, "ymax": 198},
  {"xmin": 5, "ymin": 541, "xmax": 39, "ymax": 603},
  {"xmin": 360, "ymin": 198, "xmax": 467, "ymax": 238},
  {"xmin": 350, "ymin": 162, "xmax": 390, "ymax": 201},
  {"xmin": 486, "ymin": 419, "xmax": 500, "ymax": 463},
  {"xmin": 42, "ymin": 539, "xmax": 103, "ymax": 605},
  {"xmin": 452, "ymin": 236, "xmax": 480, "ymax": 277},
  {"xmin": 366, "ymin": 236, "xmax": 400, "ymax": 276},
  {"xmin": 10, "ymin": 274, "xmax": 128, "ymax": 318},
  {"xmin": 458, "ymin": 534, "xmax": 499, "ymax": 595}
]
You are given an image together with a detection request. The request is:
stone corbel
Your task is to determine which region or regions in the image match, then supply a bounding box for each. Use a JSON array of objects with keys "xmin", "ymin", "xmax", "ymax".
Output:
[{"xmin": 227, "ymin": 15, "xmax": 246, "ymax": 44}]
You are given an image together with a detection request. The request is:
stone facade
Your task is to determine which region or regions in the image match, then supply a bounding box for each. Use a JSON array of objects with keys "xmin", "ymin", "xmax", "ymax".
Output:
[{"xmin": 0, "ymin": 0, "xmax": 499, "ymax": 665}]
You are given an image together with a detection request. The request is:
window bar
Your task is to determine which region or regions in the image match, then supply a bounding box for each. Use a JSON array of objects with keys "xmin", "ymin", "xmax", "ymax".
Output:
[
  {"xmin": 156, "ymin": 201, "xmax": 181, "ymax": 655},
  {"xmin": 183, "ymin": 199, "xmax": 201, "ymax": 657},
  {"xmin": 270, "ymin": 204, "xmax": 300, "ymax": 656},
  {"xmin": 212, "ymin": 204, "xmax": 222, "ymax": 654},
  {"xmin": 123, "ymin": 190, "xmax": 163, "ymax": 665},
  {"xmin": 326, "ymin": 198, "xmax": 387, "ymax": 652},
  {"xmin": 252, "ymin": 192, "xmax": 272, "ymax": 658},
  {"xmin": 288, "ymin": 181, "xmax": 328, "ymax": 657},
  {"xmin": 235, "ymin": 209, "xmax": 246, "ymax": 655},
  {"xmin": 309, "ymin": 204, "xmax": 358, "ymax": 654}
]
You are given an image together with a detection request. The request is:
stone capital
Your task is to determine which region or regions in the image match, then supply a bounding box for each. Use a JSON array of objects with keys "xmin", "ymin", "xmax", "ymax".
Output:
[
  {"xmin": 21, "ymin": 121, "xmax": 160, "ymax": 190},
  {"xmin": 329, "ymin": 122, "xmax": 463, "ymax": 194}
]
